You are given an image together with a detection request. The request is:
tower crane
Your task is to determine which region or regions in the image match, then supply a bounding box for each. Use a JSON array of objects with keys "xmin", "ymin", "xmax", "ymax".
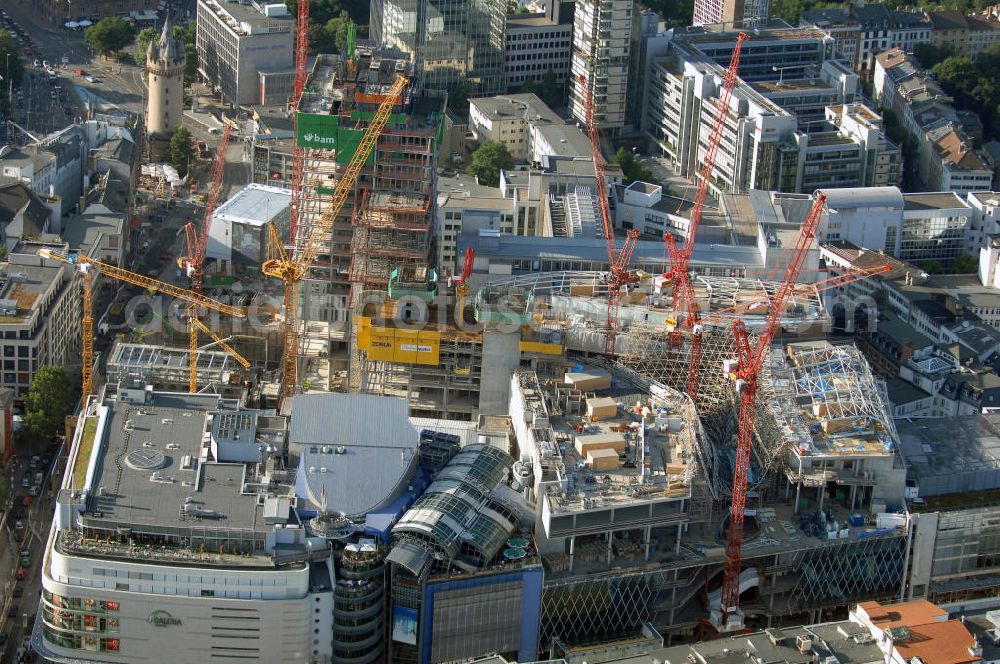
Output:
[
  {"xmin": 37, "ymin": 248, "xmax": 245, "ymax": 399},
  {"xmin": 579, "ymin": 73, "xmax": 640, "ymax": 357},
  {"xmin": 665, "ymin": 32, "xmax": 747, "ymax": 403},
  {"xmin": 189, "ymin": 315, "xmax": 251, "ymax": 393},
  {"xmin": 718, "ymin": 192, "xmax": 828, "ymax": 629},
  {"xmin": 287, "ymin": 0, "xmax": 311, "ymax": 245},
  {"xmin": 696, "ymin": 263, "xmax": 892, "ymax": 322},
  {"xmin": 178, "ymin": 121, "xmax": 234, "ymax": 293},
  {"xmin": 263, "ymin": 74, "xmax": 409, "ymax": 400},
  {"xmin": 447, "ymin": 247, "xmax": 475, "ymax": 313}
]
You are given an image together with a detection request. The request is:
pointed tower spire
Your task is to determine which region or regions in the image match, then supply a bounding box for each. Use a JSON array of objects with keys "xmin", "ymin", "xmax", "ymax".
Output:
[{"xmin": 158, "ymin": 13, "xmax": 178, "ymax": 63}]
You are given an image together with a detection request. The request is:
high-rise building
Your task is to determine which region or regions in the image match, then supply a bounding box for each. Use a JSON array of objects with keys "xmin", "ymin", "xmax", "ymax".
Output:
[
  {"xmin": 692, "ymin": 0, "xmax": 770, "ymax": 29},
  {"xmin": 146, "ymin": 16, "xmax": 186, "ymax": 138},
  {"xmin": 195, "ymin": 0, "xmax": 294, "ymax": 106},
  {"xmin": 570, "ymin": 0, "xmax": 633, "ymax": 132},
  {"xmin": 370, "ymin": 0, "xmax": 507, "ymax": 95}
]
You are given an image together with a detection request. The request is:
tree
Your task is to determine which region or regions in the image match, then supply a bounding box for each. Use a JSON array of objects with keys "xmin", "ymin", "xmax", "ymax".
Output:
[
  {"xmin": 951, "ymin": 254, "xmax": 979, "ymax": 274},
  {"xmin": 308, "ymin": 11, "xmax": 351, "ymax": 53},
  {"xmin": 448, "ymin": 82, "xmax": 469, "ymax": 115},
  {"xmin": 913, "ymin": 42, "xmax": 957, "ymax": 69},
  {"xmin": 171, "ymin": 21, "xmax": 199, "ymax": 86},
  {"xmin": 932, "ymin": 56, "xmax": 980, "ymax": 96},
  {"xmin": 135, "ymin": 26, "xmax": 158, "ymax": 61},
  {"xmin": 467, "ymin": 140, "xmax": 514, "ymax": 187},
  {"xmin": 84, "ymin": 17, "xmax": 135, "ymax": 57},
  {"xmin": 22, "ymin": 367, "xmax": 74, "ymax": 448},
  {"xmin": 615, "ymin": 147, "xmax": 655, "ymax": 185},
  {"xmin": 916, "ymin": 260, "xmax": 943, "ymax": 275},
  {"xmin": 0, "ymin": 29, "xmax": 24, "ymax": 114},
  {"xmin": 169, "ymin": 126, "xmax": 195, "ymax": 178}
]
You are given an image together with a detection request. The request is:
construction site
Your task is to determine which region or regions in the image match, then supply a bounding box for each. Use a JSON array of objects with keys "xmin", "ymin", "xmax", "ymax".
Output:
[
  {"xmin": 39, "ymin": 8, "xmax": 940, "ymax": 661},
  {"xmin": 290, "ymin": 48, "xmax": 446, "ymax": 388}
]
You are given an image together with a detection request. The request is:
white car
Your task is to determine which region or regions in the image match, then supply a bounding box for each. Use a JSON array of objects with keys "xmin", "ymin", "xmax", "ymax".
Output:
[
  {"xmin": 85, "ymin": 75, "xmax": 97, "ymax": 83},
  {"xmin": 42, "ymin": 60, "xmax": 50, "ymax": 68},
  {"xmin": 32, "ymin": 59, "xmax": 39, "ymax": 68}
]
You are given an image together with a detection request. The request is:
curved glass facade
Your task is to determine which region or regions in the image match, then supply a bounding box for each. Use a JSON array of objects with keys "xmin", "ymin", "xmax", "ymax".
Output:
[{"xmin": 41, "ymin": 591, "xmax": 121, "ymax": 653}]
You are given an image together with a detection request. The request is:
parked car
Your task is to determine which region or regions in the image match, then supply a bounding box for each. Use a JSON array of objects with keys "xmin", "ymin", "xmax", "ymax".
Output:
[
  {"xmin": 15, "ymin": 568, "xmax": 25, "ymax": 581},
  {"xmin": 7, "ymin": 604, "xmax": 16, "ymax": 618},
  {"xmin": 13, "ymin": 586, "xmax": 23, "ymax": 598}
]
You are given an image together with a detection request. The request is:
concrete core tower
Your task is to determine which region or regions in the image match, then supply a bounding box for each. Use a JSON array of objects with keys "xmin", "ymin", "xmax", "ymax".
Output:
[{"xmin": 146, "ymin": 15, "xmax": 186, "ymax": 137}]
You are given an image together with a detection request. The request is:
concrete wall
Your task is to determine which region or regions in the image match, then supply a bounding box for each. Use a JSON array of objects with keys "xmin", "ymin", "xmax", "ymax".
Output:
[{"xmin": 479, "ymin": 330, "xmax": 521, "ymax": 415}]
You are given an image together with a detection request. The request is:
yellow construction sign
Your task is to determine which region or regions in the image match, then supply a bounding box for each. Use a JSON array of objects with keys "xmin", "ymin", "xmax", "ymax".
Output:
[
  {"xmin": 519, "ymin": 341, "xmax": 563, "ymax": 355},
  {"xmin": 355, "ymin": 316, "xmax": 441, "ymax": 365}
]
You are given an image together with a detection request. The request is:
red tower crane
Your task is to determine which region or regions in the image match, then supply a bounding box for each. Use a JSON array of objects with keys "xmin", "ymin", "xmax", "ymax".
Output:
[
  {"xmin": 179, "ymin": 121, "xmax": 233, "ymax": 293},
  {"xmin": 665, "ymin": 32, "xmax": 747, "ymax": 402},
  {"xmin": 287, "ymin": 0, "xmax": 311, "ymax": 245},
  {"xmin": 448, "ymin": 247, "xmax": 475, "ymax": 313},
  {"xmin": 719, "ymin": 192, "xmax": 828, "ymax": 628},
  {"xmin": 579, "ymin": 74, "xmax": 640, "ymax": 357}
]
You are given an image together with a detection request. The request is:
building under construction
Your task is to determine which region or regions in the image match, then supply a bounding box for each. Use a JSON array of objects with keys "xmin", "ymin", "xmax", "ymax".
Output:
[
  {"xmin": 292, "ymin": 48, "xmax": 446, "ymax": 381},
  {"xmin": 358, "ymin": 265, "xmax": 913, "ymax": 654}
]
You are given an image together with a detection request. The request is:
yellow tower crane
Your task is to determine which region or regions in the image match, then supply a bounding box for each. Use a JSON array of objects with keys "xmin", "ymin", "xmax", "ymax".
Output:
[
  {"xmin": 38, "ymin": 248, "xmax": 245, "ymax": 398},
  {"xmin": 263, "ymin": 74, "xmax": 408, "ymax": 400},
  {"xmin": 188, "ymin": 314, "xmax": 251, "ymax": 392}
]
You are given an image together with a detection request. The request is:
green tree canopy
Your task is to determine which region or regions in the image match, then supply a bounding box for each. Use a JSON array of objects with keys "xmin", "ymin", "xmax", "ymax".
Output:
[
  {"xmin": 615, "ymin": 148, "xmax": 655, "ymax": 185},
  {"xmin": 169, "ymin": 126, "xmax": 195, "ymax": 178},
  {"xmin": 932, "ymin": 56, "xmax": 980, "ymax": 96},
  {"xmin": 22, "ymin": 366, "xmax": 74, "ymax": 448},
  {"xmin": 950, "ymin": 254, "xmax": 979, "ymax": 274},
  {"xmin": 135, "ymin": 26, "xmax": 158, "ymax": 61},
  {"xmin": 0, "ymin": 29, "xmax": 24, "ymax": 114},
  {"xmin": 467, "ymin": 140, "xmax": 515, "ymax": 187},
  {"xmin": 913, "ymin": 43, "xmax": 957, "ymax": 69},
  {"xmin": 84, "ymin": 17, "xmax": 135, "ymax": 57},
  {"xmin": 448, "ymin": 82, "xmax": 469, "ymax": 115},
  {"xmin": 642, "ymin": 0, "xmax": 695, "ymax": 28},
  {"xmin": 307, "ymin": 11, "xmax": 351, "ymax": 53}
]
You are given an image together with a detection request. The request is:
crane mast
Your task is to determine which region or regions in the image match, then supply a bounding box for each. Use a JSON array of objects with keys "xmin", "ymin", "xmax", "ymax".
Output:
[
  {"xmin": 264, "ymin": 75, "xmax": 408, "ymax": 400},
  {"xmin": 579, "ymin": 74, "xmax": 640, "ymax": 357},
  {"xmin": 288, "ymin": 0, "xmax": 311, "ymax": 246},
  {"xmin": 719, "ymin": 193, "xmax": 827, "ymax": 628},
  {"xmin": 666, "ymin": 32, "xmax": 746, "ymax": 403},
  {"xmin": 39, "ymin": 249, "xmax": 244, "ymax": 398},
  {"xmin": 180, "ymin": 121, "xmax": 234, "ymax": 293}
]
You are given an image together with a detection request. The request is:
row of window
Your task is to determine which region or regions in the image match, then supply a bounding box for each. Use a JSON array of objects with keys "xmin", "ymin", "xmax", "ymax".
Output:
[{"xmin": 508, "ymin": 31, "xmax": 567, "ymax": 41}]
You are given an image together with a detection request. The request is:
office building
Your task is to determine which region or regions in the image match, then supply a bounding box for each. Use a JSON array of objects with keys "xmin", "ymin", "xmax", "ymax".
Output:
[
  {"xmin": 370, "ymin": 0, "xmax": 507, "ymax": 95},
  {"xmin": 468, "ymin": 93, "xmax": 564, "ymax": 161},
  {"xmin": 195, "ymin": 0, "xmax": 295, "ymax": 106},
  {"xmin": 570, "ymin": 0, "xmax": 633, "ymax": 131},
  {"xmin": 644, "ymin": 28, "xmax": 901, "ymax": 195},
  {"xmin": 693, "ymin": 0, "xmax": 769, "ymax": 30},
  {"xmin": 503, "ymin": 7, "xmax": 572, "ymax": 91},
  {"xmin": 0, "ymin": 251, "xmax": 81, "ymax": 398}
]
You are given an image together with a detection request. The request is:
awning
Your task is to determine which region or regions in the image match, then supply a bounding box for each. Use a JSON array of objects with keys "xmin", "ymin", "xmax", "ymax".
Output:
[
  {"xmin": 78, "ymin": 19, "xmax": 92, "ymax": 27},
  {"xmin": 64, "ymin": 21, "xmax": 79, "ymax": 28},
  {"xmin": 386, "ymin": 540, "xmax": 431, "ymax": 577}
]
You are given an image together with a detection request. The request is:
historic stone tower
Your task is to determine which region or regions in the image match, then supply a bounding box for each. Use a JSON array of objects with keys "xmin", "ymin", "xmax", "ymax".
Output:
[{"xmin": 146, "ymin": 15, "xmax": 185, "ymax": 137}]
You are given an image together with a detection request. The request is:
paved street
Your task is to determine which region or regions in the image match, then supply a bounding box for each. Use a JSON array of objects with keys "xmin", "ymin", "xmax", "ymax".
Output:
[{"xmin": 0, "ymin": 447, "xmax": 63, "ymax": 662}]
